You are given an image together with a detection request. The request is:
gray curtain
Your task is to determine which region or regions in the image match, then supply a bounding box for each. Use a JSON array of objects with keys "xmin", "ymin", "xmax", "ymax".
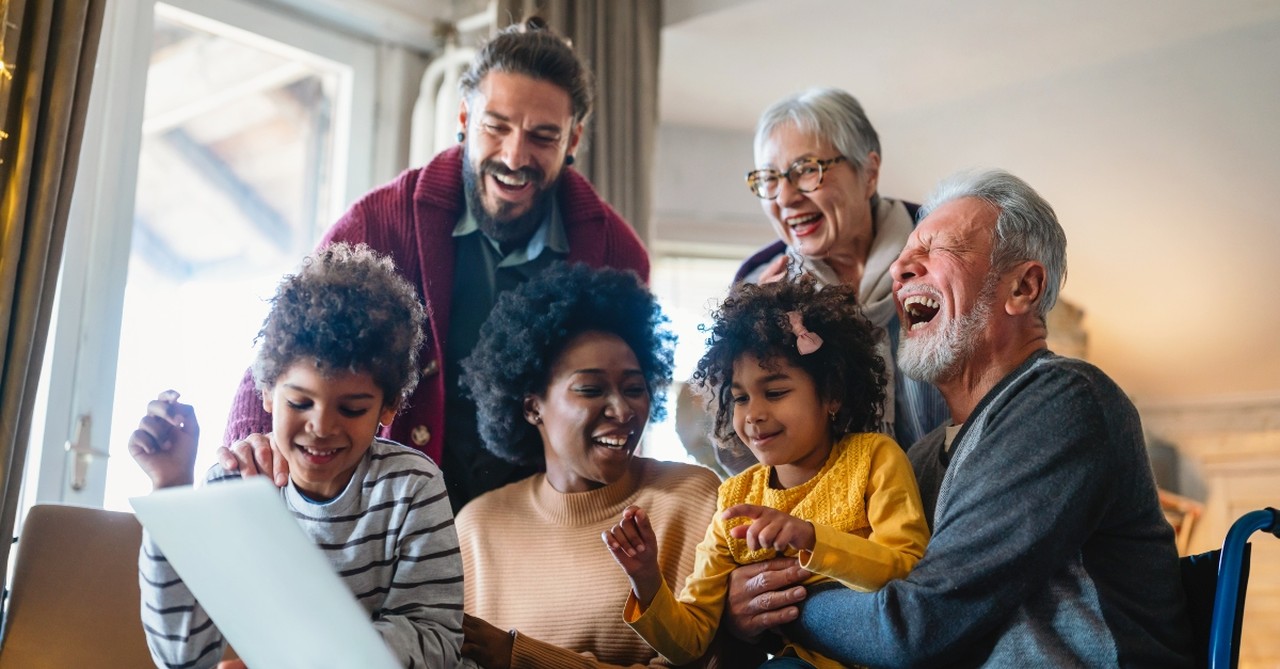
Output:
[
  {"xmin": 0, "ymin": 0, "xmax": 106, "ymax": 587},
  {"xmin": 495, "ymin": 0, "xmax": 661, "ymax": 245}
]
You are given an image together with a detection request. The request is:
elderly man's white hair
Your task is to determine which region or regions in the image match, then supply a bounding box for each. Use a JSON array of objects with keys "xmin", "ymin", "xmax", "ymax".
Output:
[{"xmin": 918, "ymin": 169, "xmax": 1067, "ymax": 320}]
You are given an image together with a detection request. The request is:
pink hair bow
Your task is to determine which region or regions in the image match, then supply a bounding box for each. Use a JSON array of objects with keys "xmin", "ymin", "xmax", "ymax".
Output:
[{"xmin": 787, "ymin": 311, "xmax": 823, "ymax": 355}]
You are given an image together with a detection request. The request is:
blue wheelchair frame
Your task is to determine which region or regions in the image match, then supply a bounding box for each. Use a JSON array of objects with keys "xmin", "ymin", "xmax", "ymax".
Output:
[{"xmin": 1209, "ymin": 507, "xmax": 1279, "ymax": 669}]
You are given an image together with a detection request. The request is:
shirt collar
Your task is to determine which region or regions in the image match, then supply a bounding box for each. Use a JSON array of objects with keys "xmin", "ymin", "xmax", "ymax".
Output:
[{"xmin": 453, "ymin": 192, "xmax": 568, "ymax": 267}]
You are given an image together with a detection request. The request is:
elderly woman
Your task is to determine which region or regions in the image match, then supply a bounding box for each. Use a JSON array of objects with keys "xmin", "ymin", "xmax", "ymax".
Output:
[
  {"xmin": 456, "ymin": 263, "xmax": 732, "ymax": 669},
  {"xmin": 731, "ymin": 87, "xmax": 949, "ymax": 468}
]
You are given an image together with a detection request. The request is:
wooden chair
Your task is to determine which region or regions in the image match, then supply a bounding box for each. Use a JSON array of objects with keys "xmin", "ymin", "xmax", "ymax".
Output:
[{"xmin": 0, "ymin": 504, "xmax": 154, "ymax": 668}]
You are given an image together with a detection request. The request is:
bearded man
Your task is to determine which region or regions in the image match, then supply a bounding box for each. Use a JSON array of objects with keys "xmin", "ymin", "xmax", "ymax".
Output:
[
  {"xmin": 220, "ymin": 18, "xmax": 648, "ymax": 512},
  {"xmin": 723, "ymin": 169, "xmax": 1194, "ymax": 667}
]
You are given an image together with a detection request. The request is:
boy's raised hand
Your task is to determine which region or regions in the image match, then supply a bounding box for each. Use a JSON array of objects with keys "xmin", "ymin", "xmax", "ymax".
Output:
[
  {"xmin": 723, "ymin": 504, "xmax": 816, "ymax": 554},
  {"xmin": 128, "ymin": 390, "xmax": 199, "ymax": 490},
  {"xmin": 602, "ymin": 505, "xmax": 662, "ymax": 607}
]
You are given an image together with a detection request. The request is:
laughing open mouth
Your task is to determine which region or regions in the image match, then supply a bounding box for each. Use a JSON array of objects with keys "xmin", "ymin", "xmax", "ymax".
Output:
[
  {"xmin": 492, "ymin": 170, "xmax": 530, "ymax": 189},
  {"xmin": 592, "ymin": 433, "xmax": 634, "ymax": 450},
  {"xmin": 903, "ymin": 295, "xmax": 940, "ymax": 330}
]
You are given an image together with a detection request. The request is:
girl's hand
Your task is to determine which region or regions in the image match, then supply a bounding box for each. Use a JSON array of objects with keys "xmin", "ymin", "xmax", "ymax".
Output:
[
  {"xmin": 461, "ymin": 614, "xmax": 513, "ymax": 669},
  {"xmin": 602, "ymin": 505, "xmax": 662, "ymax": 606},
  {"xmin": 128, "ymin": 390, "xmax": 199, "ymax": 490},
  {"xmin": 723, "ymin": 504, "xmax": 815, "ymax": 554}
]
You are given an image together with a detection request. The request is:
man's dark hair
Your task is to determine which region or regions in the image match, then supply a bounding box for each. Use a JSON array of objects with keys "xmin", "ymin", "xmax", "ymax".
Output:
[{"xmin": 459, "ymin": 17, "xmax": 594, "ymax": 125}]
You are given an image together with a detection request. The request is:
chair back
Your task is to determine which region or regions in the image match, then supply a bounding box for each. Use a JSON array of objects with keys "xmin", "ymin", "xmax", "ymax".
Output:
[
  {"xmin": 1181, "ymin": 545, "xmax": 1250, "ymax": 669},
  {"xmin": 0, "ymin": 504, "xmax": 154, "ymax": 668}
]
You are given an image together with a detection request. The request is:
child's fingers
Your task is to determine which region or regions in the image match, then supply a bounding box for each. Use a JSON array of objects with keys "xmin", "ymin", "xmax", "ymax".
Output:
[
  {"xmin": 631, "ymin": 508, "xmax": 659, "ymax": 546},
  {"xmin": 167, "ymin": 400, "xmax": 199, "ymax": 438},
  {"xmin": 752, "ymin": 522, "xmax": 779, "ymax": 552},
  {"xmin": 722, "ymin": 503, "xmax": 768, "ymax": 521},
  {"xmin": 603, "ymin": 525, "xmax": 640, "ymax": 558},
  {"xmin": 215, "ymin": 446, "xmax": 240, "ymax": 471},
  {"xmin": 269, "ymin": 434, "xmax": 290, "ymax": 487},
  {"xmin": 135, "ymin": 415, "xmax": 174, "ymax": 451},
  {"xmin": 127, "ymin": 428, "xmax": 160, "ymax": 457},
  {"xmin": 609, "ymin": 506, "xmax": 650, "ymax": 554}
]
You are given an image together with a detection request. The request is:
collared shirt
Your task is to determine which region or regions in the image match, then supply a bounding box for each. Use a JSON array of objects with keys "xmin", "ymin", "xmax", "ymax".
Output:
[
  {"xmin": 442, "ymin": 195, "xmax": 568, "ymax": 512},
  {"xmin": 450, "ymin": 197, "xmax": 569, "ymax": 268}
]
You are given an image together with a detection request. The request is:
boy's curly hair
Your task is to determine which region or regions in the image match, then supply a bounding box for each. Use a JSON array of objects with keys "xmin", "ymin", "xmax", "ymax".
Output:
[
  {"xmin": 251, "ymin": 243, "xmax": 426, "ymax": 410},
  {"xmin": 691, "ymin": 277, "xmax": 886, "ymax": 455},
  {"xmin": 460, "ymin": 263, "xmax": 676, "ymax": 466}
]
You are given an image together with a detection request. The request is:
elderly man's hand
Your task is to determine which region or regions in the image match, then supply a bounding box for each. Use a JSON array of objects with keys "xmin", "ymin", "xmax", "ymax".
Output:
[{"xmin": 723, "ymin": 557, "xmax": 810, "ymax": 642}]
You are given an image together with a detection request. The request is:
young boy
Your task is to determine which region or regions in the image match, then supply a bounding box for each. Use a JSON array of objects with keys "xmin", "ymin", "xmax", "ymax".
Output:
[{"xmin": 129, "ymin": 243, "xmax": 462, "ymax": 668}]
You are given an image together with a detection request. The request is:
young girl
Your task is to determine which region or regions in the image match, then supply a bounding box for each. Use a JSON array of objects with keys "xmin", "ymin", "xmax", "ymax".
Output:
[
  {"xmin": 603, "ymin": 277, "xmax": 930, "ymax": 669},
  {"xmin": 129, "ymin": 243, "xmax": 462, "ymax": 669}
]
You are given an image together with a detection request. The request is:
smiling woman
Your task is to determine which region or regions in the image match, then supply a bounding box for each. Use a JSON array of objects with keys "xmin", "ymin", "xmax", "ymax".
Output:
[{"xmin": 455, "ymin": 262, "xmax": 730, "ymax": 668}]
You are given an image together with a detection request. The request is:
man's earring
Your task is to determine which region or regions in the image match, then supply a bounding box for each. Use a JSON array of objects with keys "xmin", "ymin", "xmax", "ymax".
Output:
[
  {"xmin": 829, "ymin": 409, "xmax": 837, "ymax": 423},
  {"xmin": 565, "ymin": 154, "xmax": 575, "ymax": 166},
  {"xmin": 457, "ymin": 131, "xmax": 465, "ymax": 143}
]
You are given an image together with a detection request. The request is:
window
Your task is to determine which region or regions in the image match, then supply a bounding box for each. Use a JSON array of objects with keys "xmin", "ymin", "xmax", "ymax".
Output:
[{"xmin": 21, "ymin": 0, "xmax": 376, "ymax": 512}]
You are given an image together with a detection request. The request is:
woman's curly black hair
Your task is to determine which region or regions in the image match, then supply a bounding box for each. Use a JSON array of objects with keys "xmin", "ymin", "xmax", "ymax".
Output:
[
  {"xmin": 691, "ymin": 276, "xmax": 886, "ymax": 456},
  {"xmin": 460, "ymin": 262, "xmax": 675, "ymax": 466},
  {"xmin": 251, "ymin": 243, "xmax": 426, "ymax": 410}
]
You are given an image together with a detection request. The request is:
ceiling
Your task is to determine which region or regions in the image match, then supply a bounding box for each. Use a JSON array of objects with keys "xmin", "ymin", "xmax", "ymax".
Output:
[{"xmin": 657, "ymin": 0, "xmax": 1280, "ymax": 407}]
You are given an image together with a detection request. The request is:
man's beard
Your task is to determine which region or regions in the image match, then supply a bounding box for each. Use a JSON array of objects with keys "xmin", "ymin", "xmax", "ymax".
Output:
[
  {"xmin": 898, "ymin": 276, "xmax": 996, "ymax": 384},
  {"xmin": 462, "ymin": 150, "xmax": 560, "ymax": 245}
]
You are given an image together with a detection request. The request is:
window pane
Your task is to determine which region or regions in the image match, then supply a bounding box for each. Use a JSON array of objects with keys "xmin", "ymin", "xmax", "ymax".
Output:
[
  {"xmin": 102, "ymin": 7, "xmax": 347, "ymax": 510},
  {"xmin": 644, "ymin": 256, "xmax": 742, "ymax": 476}
]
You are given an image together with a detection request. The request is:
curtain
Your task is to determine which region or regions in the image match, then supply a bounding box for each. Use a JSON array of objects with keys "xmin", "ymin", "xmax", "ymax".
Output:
[
  {"xmin": 495, "ymin": 0, "xmax": 662, "ymax": 245},
  {"xmin": 0, "ymin": 0, "xmax": 106, "ymax": 587}
]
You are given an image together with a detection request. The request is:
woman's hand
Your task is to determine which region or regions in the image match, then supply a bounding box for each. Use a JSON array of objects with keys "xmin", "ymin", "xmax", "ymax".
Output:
[
  {"xmin": 602, "ymin": 505, "xmax": 663, "ymax": 607},
  {"xmin": 461, "ymin": 614, "xmax": 513, "ymax": 669},
  {"xmin": 215, "ymin": 432, "xmax": 289, "ymax": 487},
  {"xmin": 128, "ymin": 390, "xmax": 199, "ymax": 489},
  {"xmin": 723, "ymin": 504, "xmax": 816, "ymax": 553},
  {"xmin": 757, "ymin": 255, "xmax": 790, "ymax": 284}
]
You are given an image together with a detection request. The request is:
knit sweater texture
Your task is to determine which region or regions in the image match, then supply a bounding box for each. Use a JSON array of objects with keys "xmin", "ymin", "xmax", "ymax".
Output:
[
  {"xmin": 625, "ymin": 433, "xmax": 929, "ymax": 668},
  {"xmin": 222, "ymin": 145, "xmax": 649, "ymax": 472},
  {"xmin": 456, "ymin": 457, "xmax": 721, "ymax": 668},
  {"xmin": 138, "ymin": 438, "xmax": 463, "ymax": 669},
  {"xmin": 793, "ymin": 351, "xmax": 1196, "ymax": 667}
]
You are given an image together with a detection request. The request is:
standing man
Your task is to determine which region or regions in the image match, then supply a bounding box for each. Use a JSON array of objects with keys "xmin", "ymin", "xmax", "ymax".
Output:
[
  {"xmin": 221, "ymin": 18, "xmax": 649, "ymax": 512},
  {"xmin": 725, "ymin": 169, "xmax": 1194, "ymax": 667}
]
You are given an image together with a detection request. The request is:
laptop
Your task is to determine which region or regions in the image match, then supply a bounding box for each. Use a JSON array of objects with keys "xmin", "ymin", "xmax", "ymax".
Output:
[{"xmin": 130, "ymin": 477, "xmax": 400, "ymax": 669}]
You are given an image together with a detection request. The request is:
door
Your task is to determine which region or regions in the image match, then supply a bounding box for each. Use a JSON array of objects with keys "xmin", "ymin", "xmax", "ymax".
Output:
[{"xmin": 21, "ymin": 0, "xmax": 377, "ymax": 513}]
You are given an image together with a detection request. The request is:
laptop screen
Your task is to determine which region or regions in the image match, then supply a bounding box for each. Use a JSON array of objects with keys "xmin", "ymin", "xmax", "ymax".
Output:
[{"xmin": 131, "ymin": 477, "xmax": 400, "ymax": 669}]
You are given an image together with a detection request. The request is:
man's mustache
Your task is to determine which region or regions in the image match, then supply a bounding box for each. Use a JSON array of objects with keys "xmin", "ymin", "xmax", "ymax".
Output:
[{"xmin": 481, "ymin": 160, "xmax": 544, "ymax": 185}]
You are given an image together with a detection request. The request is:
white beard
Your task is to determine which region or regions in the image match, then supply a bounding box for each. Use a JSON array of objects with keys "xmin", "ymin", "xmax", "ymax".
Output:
[{"xmin": 898, "ymin": 280, "xmax": 995, "ymax": 384}]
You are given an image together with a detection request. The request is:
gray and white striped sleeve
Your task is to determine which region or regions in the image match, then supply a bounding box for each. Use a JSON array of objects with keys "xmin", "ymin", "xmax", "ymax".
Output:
[{"xmin": 137, "ymin": 531, "xmax": 226, "ymax": 669}]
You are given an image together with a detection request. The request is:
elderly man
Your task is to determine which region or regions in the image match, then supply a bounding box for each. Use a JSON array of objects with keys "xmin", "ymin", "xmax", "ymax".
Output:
[
  {"xmin": 726, "ymin": 169, "xmax": 1194, "ymax": 667},
  {"xmin": 219, "ymin": 18, "xmax": 648, "ymax": 512}
]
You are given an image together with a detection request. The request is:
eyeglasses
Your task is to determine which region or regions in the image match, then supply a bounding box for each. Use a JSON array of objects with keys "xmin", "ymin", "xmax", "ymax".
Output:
[{"xmin": 745, "ymin": 156, "xmax": 847, "ymax": 199}]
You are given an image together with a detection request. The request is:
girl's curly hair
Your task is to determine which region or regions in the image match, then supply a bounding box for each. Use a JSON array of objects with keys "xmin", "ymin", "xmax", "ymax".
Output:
[
  {"xmin": 251, "ymin": 243, "xmax": 426, "ymax": 410},
  {"xmin": 460, "ymin": 262, "xmax": 676, "ymax": 466},
  {"xmin": 691, "ymin": 277, "xmax": 886, "ymax": 455}
]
